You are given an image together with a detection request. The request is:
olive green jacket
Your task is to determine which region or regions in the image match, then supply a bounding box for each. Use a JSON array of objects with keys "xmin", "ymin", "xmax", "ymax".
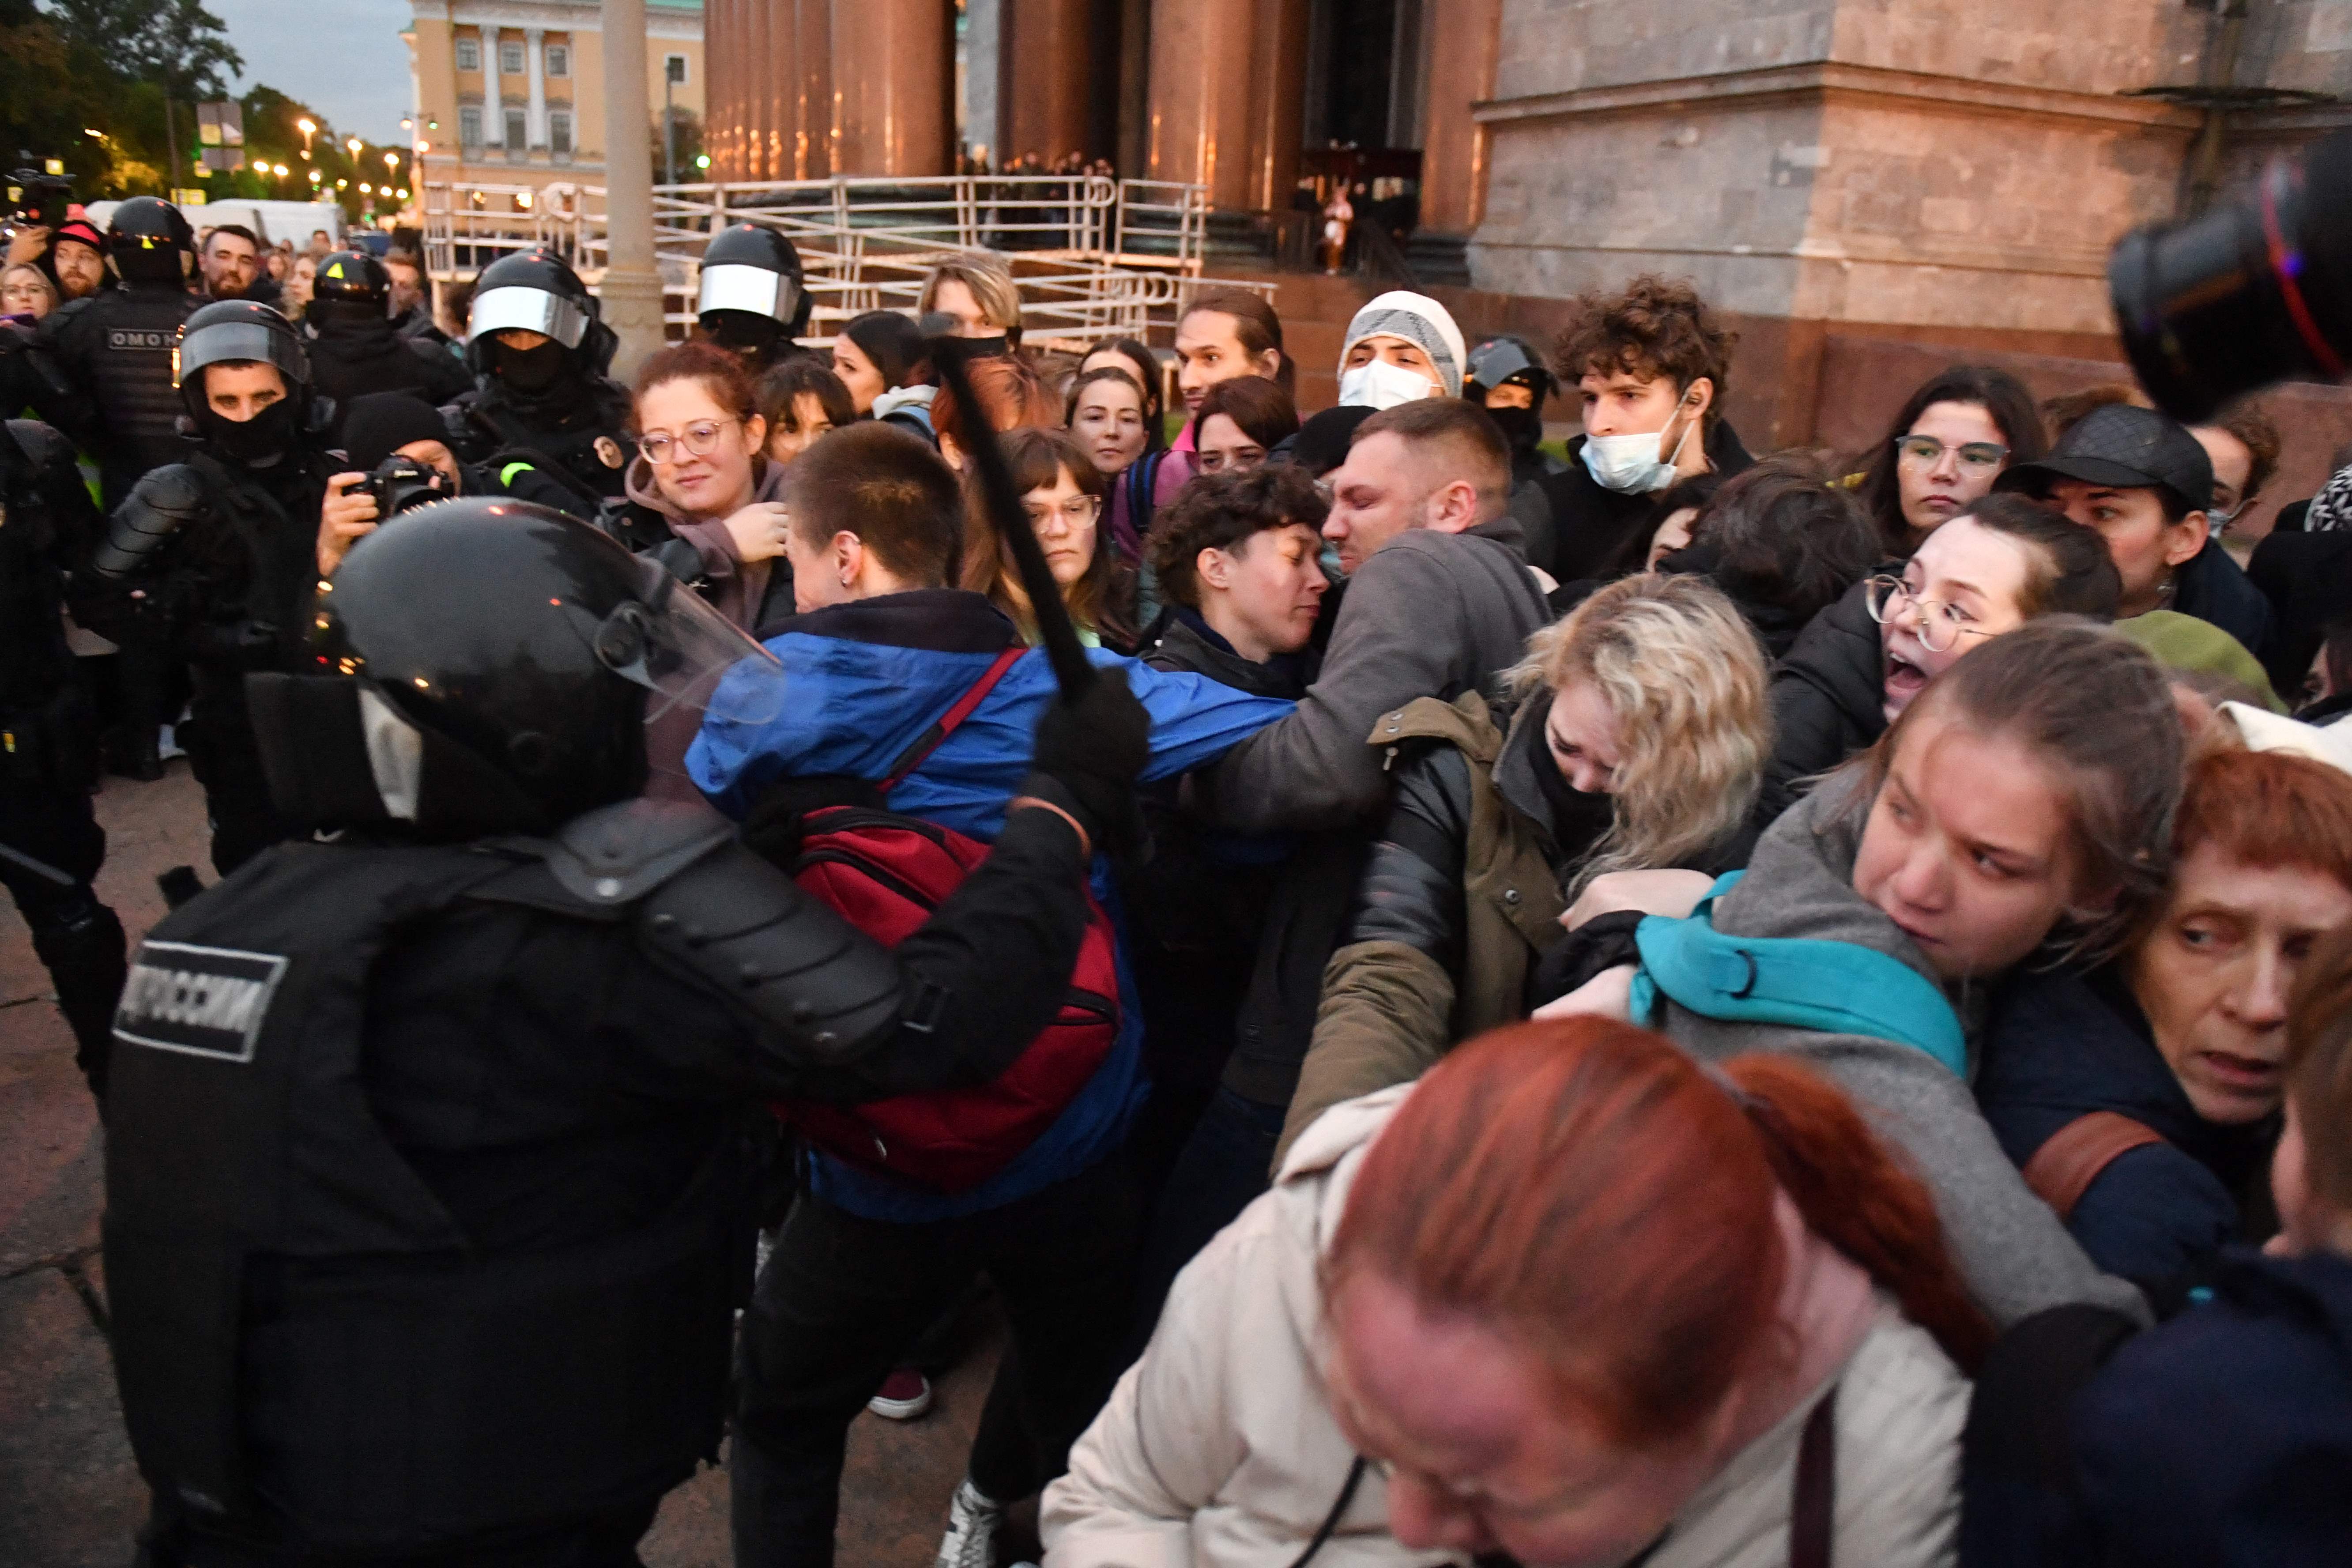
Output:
[{"xmin": 1277, "ymin": 690, "xmax": 1568, "ymax": 1160}]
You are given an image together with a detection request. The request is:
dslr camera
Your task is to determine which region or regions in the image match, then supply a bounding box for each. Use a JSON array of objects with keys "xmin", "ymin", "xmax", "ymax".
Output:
[
  {"xmin": 366, "ymin": 456, "xmax": 456, "ymax": 520},
  {"xmin": 2109, "ymin": 128, "xmax": 2352, "ymax": 422},
  {"xmin": 6, "ymin": 168, "xmax": 72, "ymax": 232}
]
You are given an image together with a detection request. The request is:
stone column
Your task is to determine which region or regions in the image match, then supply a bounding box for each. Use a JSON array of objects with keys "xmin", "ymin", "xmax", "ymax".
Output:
[
  {"xmin": 795, "ymin": 0, "xmax": 833, "ymax": 178},
  {"xmin": 1001, "ymin": 0, "xmax": 1091, "ymax": 165},
  {"xmin": 965, "ymin": 0, "xmax": 1001, "ymax": 165},
  {"xmin": 831, "ymin": 0, "xmax": 953, "ymax": 176},
  {"xmin": 1417, "ymin": 0, "xmax": 1498, "ymax": 233},
  {"xmin": 600, "ymin": 0, "xmax": 666, "ymax": 377},
  {"xmin": 710, "ymin": 0, "xmax": 741, "ymax": 178},
  {"xmin": 1245, "ymin": 0, "xmax": 1308, "ymax": 211},
  {"xmin": 765, "ymin": 0, "xmax": 797, "ymax": 179},
  {"xmin": 526, "ymin": 28, "xmax": 548, "ymax": 149},
  {"xmin": 1145, "ymin": 0, "xmax": 1258, "ymax": 207}
]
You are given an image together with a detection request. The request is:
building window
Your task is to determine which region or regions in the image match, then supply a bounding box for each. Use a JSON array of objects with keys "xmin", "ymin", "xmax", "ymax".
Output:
[
  {"xmin": 500, "ymin": 41, "xmax": 524, "ymax": 75},
  {"xmin": 549, "ymin": 111, "xmax": 572, "ymax": 156},
  {"xmin": 545, "ymin": 44, "xmax": 569, "ymax": 77},
  {"xmin": 665, "ymin": 53, "xmax": 688, "ymax": 85},
  {"xmin": 504, "ymin": 108, "xmax": 528, "ymax": 149},
  {"xmin": 459, "ymin": 106, "xmax": 483, "ymax": 150},
  {"xmin": 454, "ymin": 37, "xmax": 479, "ymax": 71}
]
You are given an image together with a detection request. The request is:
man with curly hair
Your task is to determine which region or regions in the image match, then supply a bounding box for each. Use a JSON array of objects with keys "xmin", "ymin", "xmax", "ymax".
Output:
[{"xmin": 1538, "ymin": 274, "xmax": 1756, "ymax": 584}]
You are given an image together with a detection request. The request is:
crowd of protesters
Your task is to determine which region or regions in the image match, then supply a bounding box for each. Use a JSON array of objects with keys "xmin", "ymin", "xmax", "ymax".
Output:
[{"xmin": 6, "ymin": 201, "xmax": 2352, "ymax": 1568}]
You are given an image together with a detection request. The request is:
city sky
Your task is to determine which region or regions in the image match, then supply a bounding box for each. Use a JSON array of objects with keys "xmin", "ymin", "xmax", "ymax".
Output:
[{"xmin": 212, "ymin": 0, "xmax": 417, "ymax": 143}]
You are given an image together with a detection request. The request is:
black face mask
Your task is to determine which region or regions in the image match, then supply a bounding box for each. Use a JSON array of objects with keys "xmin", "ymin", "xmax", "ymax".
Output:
[
  {"xmin": 1485, "ymin": 403, "xmax": 1544, "ymax": 455},
  {"xmin": 198, "ymin": 396, "xmax": 299, "ymax": 463},
  {"xmin": 705, "ymin": 311, "xmax": 783, "ymax": 359},
  {"xmin": 494, "ymin": 337, "xmax": 570, "ymax": 392}
]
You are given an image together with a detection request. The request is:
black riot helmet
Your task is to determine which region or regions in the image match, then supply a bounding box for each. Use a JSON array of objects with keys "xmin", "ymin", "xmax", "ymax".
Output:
[
  {"xmin": 697, "ymin": 223, "xmax": 811, "ymax": 360},
  {"xmin": 465, "ymin": 247, "xmax": 615, "ymax": 385},
  {"xmin": 106, "ymin": 196, "xmax": 197, "ymax": 285},
  {"xmin": 176, "ymin": 299, "xmax": 312, "ymax": 407},
  {"xmin": 1464, "ymin": 334, "xmax": 1557, "ymax": 406},
  {"xmin": 307, "ymin": 249, "xmax": 393, "ymax": 324},
  {"xmin": 282, "ymin": 501, "xmax": 788, "ymax": 833}
]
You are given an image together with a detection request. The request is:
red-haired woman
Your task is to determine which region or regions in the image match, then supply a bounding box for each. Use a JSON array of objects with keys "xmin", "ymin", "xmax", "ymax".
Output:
[
  {"xmin": 623, "ymin": 340, "xmax": 793, "ymax": 631},
  {"xmin": 1043, "ymin": 1019, "xmax": 1986, "ymax": 1568},
  {"xmin": 1977, "ymin": 747, "xmax": 2352, "ymax": 1297}
]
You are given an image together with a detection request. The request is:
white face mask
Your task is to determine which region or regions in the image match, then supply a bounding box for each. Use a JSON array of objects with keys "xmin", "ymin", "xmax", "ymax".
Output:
[
  {"xmin": 1338, "ymin": 356, "xmax": 1439, "ymax": 411},
  {"xmin": 1581, "ymin": 403, "xmax": 1698, "ymax": 494}
]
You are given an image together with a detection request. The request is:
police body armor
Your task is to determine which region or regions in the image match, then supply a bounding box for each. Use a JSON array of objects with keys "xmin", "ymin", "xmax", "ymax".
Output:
[
  {"xmin": 104, "ymin": 836, "xmax": 747, "ymax": 1553},
  {"xmin": 443, "ymin": 380, "xmax": 635, "ymax": 506},
  {"xmin": 40, "ymin": 286, "xmax": 203, "ymax": 505}
]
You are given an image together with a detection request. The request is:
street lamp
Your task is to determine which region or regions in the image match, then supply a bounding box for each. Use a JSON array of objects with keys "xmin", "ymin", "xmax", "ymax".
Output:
[
  {"xmin": 298, "ymin": 117, "xmax": 317, "ymax": 154},
  {"xmin": 347, "ymin": 136, "xmax": 363, "ymax": 157}
]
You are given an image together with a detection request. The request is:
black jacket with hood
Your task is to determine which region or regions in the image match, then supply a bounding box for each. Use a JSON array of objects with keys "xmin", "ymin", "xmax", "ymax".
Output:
[{"xmin": 1533, "ymin": 417, "xmax": 1755, "ymax": 584}]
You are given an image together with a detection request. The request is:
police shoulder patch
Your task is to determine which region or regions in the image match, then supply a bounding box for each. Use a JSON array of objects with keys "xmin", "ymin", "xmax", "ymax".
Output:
[{"xmin": 113, "ymin": 941, "xmax": 289, "ymax": 1063}]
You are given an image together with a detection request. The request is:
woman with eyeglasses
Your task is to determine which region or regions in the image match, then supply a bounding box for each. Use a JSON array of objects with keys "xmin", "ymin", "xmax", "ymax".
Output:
[
  {"xmin": 621, "ymin": 341, "xmax": 794, "ymax": 633},
  {"xmin": 1760, "ymin": 495, "xmax": 2119, "ymax": 829},
  {"xmin": 1852, "ymin": 366, "xmax": 2046, "ymax": 558},
  {"xmin": 964, "ymin": 427, "xmax": 1140, "ymax": 652}
]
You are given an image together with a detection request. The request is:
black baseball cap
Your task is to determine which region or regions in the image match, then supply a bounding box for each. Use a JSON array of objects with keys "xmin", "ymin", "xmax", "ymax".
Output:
[{"xmin": 1993, "ymin": 402, "xmax": 2214, "ymax": 516}]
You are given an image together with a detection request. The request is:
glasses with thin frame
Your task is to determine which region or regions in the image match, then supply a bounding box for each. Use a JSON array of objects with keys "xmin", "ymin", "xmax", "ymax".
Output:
[
  {"xmin": 1863, "ymin": 573, "xmax": 1995, "ymax": 654},
  {"xmin": 1892, "ymin": 434, "xmax": 2008, "ymax": 473},
  {"xmin": 638, "ymin": 418, "xmax": 739, "ymax": 465}
]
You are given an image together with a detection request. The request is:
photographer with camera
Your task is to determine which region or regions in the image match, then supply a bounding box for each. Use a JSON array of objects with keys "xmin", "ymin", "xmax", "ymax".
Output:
[
  {"xmin": 317, "ymin": 391, "xmax": 475, "ymax": 576},
  {"xmin": 81, "ymin": 302, "xmax": 339, "ymax": 873}
]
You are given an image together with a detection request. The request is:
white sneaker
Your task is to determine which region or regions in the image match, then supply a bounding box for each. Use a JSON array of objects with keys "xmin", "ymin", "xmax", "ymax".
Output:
[{"xmin": 934, "ymin": 1478, "xmax": 1003, "ymax": 1568}]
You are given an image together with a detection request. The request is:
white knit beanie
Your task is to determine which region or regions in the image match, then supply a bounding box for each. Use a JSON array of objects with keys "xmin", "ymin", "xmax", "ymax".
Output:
[{"xmin": 1338, "ymin": 290, "xmax": 1468, "ymax": 398}]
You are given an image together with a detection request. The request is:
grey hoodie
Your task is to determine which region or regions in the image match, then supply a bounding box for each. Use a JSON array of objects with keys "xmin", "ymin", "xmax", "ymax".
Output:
[{"xmin": 1656, "ymin": 782, "xmax": 2151, "ymax": 1330}]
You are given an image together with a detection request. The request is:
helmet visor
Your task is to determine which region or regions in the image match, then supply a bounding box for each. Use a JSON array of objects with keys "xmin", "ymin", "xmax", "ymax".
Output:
[
  {"xmin": 1467, "ymin": 338, "xmax": 1542, "ymax": 390},
  {"xmin": 698, "ymin": 262, "xmax": 796, "ymax": 323},
  {"xmin": 586, "ymin": 557, "xmax": 789, "ymax": 729},
  {"xmin": 177, "ymin": 318, "xmax": 311, "ymax": 388},
  {"xmin": 470, "ymin": 284, "xmax": 591, "ymax": 349}
]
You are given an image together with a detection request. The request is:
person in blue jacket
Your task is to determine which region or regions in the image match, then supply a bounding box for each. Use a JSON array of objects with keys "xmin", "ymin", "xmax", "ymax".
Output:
[
  {"xmin": 1977, "ymin": 746, "xmax": 2352, "ymax": 1300},
  {"xmin": 687, "ymin": 424, "xmax": 1293, "ymax": 1568},
  {"xmin": 1961, "ymin": 914, "xmax": 2352, "ymax": 1567}
]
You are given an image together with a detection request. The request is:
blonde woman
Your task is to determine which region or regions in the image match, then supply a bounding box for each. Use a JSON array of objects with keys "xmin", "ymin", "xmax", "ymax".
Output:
[
  {"xmin": 1278, "ymin": 573, "xmax": 1772, "ymax": 1153},
  {"xmin": 918, "ymin": 254, "xmax": 1024, "ymax": 353}
]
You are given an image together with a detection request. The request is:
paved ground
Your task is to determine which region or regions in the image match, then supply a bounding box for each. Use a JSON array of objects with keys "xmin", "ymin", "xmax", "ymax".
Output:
[{"xmin": 0, "ymin": 765, "xmax": 1006, "ymax": 1568}]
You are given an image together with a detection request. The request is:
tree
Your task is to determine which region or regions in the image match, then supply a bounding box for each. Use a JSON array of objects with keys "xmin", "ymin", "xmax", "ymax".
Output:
[{"xmin": 39, "ymin": 0, "xmax": 241, "ymax": 189}]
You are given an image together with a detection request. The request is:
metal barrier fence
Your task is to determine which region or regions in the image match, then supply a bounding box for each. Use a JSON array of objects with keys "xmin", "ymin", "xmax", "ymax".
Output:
[{"xmin": 419, "ymin": 174, "xmax": 1247, "ymax": 348}]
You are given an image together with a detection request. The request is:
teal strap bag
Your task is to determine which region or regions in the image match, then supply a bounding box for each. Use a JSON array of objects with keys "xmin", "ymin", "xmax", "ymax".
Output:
[{"xmin": 1627, "ymin": 872, "xmax": 1969, "ymax": 1077}]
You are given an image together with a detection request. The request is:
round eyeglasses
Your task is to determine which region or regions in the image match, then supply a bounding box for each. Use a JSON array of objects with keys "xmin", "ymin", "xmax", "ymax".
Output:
[
  {"xmin": 1863, "ymin": 574, "xmax": 1995, "ymax": 654},
  {"xmin": 1893, "ymin": 435, "xmax": 2009, "ymax": 473}
]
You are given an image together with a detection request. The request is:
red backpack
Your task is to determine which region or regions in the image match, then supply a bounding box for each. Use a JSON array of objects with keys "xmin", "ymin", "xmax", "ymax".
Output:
[{"xmin": 775, "ymin": 648, "xmax": 1123, "ymax": 1192}]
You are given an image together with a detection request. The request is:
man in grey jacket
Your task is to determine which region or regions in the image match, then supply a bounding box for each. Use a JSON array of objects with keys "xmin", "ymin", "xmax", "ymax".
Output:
[{"xmin": 1205, "ymin": 398, "xmax": 1553, "ymax": 833}]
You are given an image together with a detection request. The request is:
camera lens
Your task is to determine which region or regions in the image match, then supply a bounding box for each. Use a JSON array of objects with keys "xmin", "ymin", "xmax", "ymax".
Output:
[{"xmin": 2109, "ymin": 129, "xmax": 2352, "ymax": 423}]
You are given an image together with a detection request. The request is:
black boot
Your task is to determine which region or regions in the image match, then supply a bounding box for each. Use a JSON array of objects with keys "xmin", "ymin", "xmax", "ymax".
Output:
[{"xmin": 32, "ymin": 901, "xmax": 128, "ymax": 1102}]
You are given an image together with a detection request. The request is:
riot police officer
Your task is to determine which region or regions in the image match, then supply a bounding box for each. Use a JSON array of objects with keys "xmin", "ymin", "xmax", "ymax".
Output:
[
  {"xmin": 104, "ymin": 499, "xmax": 1149, "ymax": 1568},
  {"xmin": 695, "ymin": 222, "xmax": 811, "ymax": 374},
  {"xmin": 299, "ymin": 250, "xmax": 471, "ymax": 434},
  {"xmin": 440, "ymin": 248, "xmax": 635, "ymax": 507},
  {"xmin": 1464, "ymin": 332, "xmax": 1567, "ymax": 577},
  {"xmin": 0, "ymin": 416, "xmax": 126, "ymax": 1099},
  {"xmin": 26, "ymin": 197, "xmax": 204, "ymax": 509},
  {"xmin": 83, "ymin": 301, "xmax": 338, "ymax": 874}
]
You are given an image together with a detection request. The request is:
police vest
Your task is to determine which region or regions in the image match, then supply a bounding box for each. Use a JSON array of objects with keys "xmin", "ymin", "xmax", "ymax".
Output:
[
  {"xmin": 452, "ymin": 381, "xmax": 634, "ymax": 504},
  {"xmin": 104, "ymin": 839, "xmax": 742, "ymax": 1553},
  {"xmin": 77, "ymin": 288, "xmax": 200, "ymax": 488}
]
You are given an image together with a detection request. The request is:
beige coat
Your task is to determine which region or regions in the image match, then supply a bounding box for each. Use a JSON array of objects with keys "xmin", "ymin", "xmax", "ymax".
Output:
[{"xmin": 1041, "ymin": 1089, "xmax": 1969, "ymax": 1568}]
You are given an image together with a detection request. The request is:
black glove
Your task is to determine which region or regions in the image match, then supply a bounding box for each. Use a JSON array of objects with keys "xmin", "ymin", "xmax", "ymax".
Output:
[{"xmin": 1023, "ymin": 670, "xmax": 1150, "ymax": 863}]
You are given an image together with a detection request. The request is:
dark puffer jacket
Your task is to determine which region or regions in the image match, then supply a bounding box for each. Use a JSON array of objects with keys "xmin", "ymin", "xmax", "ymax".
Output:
[
  {"xmin": 1756, "ymin": 575, "xmax": 1887, "ymax": 833},
  {"xmin": 1977, "ymin": 965, "xmax": 2276, "ymax": 1295}
]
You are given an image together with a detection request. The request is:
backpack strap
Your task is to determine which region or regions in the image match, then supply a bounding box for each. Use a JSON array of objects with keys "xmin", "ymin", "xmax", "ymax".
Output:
[
  {"xmin": 2021, "ymin": 1111, "xmax": 2169, "ymax": 1221},
  {"xmin": 1790, "ymin": 1385, "xmax": 1838, "ymax": 1568},
  {"xmin": 1630, "ymin": 873, "xmax": 1969, "ymax": 1076},
  {"xmin": 878, "ymin": 647, "xmax": 1026, "ymax": 794}
]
